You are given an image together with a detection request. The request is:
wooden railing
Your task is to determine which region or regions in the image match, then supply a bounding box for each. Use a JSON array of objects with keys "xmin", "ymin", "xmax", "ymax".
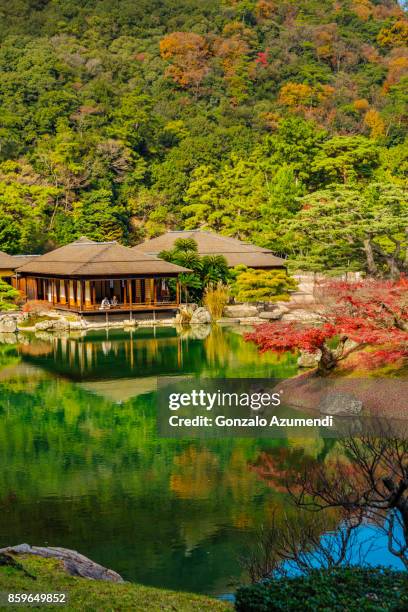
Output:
[{"xmin": 55, "ymin": 301, "xmax": 179, "ymax": 312}]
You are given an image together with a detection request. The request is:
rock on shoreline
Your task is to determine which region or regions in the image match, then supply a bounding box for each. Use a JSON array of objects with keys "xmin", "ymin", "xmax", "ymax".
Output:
[{"xmin": 0, "ymin": 544, "xmax": 124, "ymax": 583}]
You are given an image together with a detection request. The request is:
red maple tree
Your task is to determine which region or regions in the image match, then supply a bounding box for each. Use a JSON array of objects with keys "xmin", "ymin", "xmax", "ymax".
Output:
[
  {"xmin": 255, "ymin": 51, "xmax": 268, "ymax": 66},
  {"xmin": 245, "ymin": 277, "xmax": 408, "ymax": 373}
]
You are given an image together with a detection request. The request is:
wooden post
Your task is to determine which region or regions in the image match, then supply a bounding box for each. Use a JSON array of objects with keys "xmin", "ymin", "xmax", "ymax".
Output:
[
  {"xmin": 47, "ymin": 279, "xmax": 53, "ymax": 303},
  {"xmin": 59, "ymin": 280, "xmax": 66, "ymax": 304},
  {"xmin": 176, "ymin": 280, "xmax": 180, "ymax": 305},
  {"xmin": 85, "ymin": 281, "xmax": 91, "ymax": 309},
  {"xmin": 135, "ymin": 279, "xmax": 142, "ymax": 304},
  {"xmin": 127, "ymin": 280, "xmax": 132, "ymax": 309},
  {"xmin": 76, "ymin": 280, "xmax": 82, "ymax": 308},
  {"xmin": 145, "ymin": 278, "xmax": 152, "ymax": 304},
  {"xmin": 69, "ymin": 280, "xmax": 75, "ymax": 307},
  {"xmin": 19, "ymin": 277, "xmax": 27, "ymax": 298},
  {"xmin": 153, "ymin": 279, "xmax": 157, "ymax": 305}
]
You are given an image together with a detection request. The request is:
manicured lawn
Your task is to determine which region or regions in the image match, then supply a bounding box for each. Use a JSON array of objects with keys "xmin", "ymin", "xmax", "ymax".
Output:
[{"xmin": 0, "ymin": 555, "xmax": 232, "ymax": 611}]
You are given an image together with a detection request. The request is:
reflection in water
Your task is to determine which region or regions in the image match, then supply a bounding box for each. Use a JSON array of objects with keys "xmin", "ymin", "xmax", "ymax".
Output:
[{"xmin": 0, "ymin": 326, "xmax": 365, "ymax": 595}]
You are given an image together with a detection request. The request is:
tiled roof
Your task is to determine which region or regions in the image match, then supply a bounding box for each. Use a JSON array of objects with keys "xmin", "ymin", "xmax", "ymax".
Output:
[
  {"xmin": 16, "ymin": 237, "xmax": 190, "ymax": 277},
  {"xmin": 134, "ymin": 230, "xmax": 286, "ymax": 268}
]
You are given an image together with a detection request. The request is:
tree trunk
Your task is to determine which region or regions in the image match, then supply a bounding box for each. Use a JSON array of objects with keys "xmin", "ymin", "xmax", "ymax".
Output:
[
  {"xmin": 386, "ymin": 256, "xmax": 401, "ymax": 280},
  {"xmin": 404, "ymin": 229, "xmax": 408, "ymax": 270},
  {"xmin": 363, "ymin": 239, "xmax": 378, "ymax": 276},
  {"xmin": 317, "ymin": 344, "xmax": 338, "ymax": 374}
]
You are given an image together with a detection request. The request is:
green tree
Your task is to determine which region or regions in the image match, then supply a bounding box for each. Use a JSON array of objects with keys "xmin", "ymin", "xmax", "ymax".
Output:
[
  {"xmin": 0, "ymin": 161, "xmax": 59, "ymax": 253},
  {"xmin": 0, "ymin": 278, "xmax": 20, "ymax": 311},
  {"xmin": 73, "ymin": 189, "xmax": 128, "ymax": 243},
  {"xmin": 311, "ymin": 136, "xmax": 380, "ymax": 185},
  {"xmin": 182, "ymin": 154, "xmax": 266, "ymax": 238},
  {"xmin": 231, "ymin": 267, "xmax": 297, "ymax": 302},
  {"xmin": 286, "ymin": 183, "xmax": 408, "ymax": 277}
]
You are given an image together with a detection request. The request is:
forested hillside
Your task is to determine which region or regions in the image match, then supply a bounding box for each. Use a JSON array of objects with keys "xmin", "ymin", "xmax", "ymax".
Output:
[{"xmin": 0, "ymin": 0, "xmax": 407, "ymax": 273}]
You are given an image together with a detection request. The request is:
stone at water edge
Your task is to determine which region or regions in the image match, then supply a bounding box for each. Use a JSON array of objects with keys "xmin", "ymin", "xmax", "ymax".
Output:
[
  {"xmin": 319, "ymin": 392, "xmax": 363, "ymax": 416},
  {"xmin": 217, "ymin": 317, "xmax": 240, "ymax": 324},
  {"xmin": 238, "ymin": 317, "xmax": 265, "ymax": 325},
  {"xmin": 68, "ymin": 320, "xmax": 86, "ymax": 330},
  {"xmin": 190, "ymin": 307, "xmax": 212, "ymax": 324},
  {"xmin": 224, "ymin": 304, "xmax": 259, "ymax": 318},
  {"xmin": 282, "ymin": 309, "xmax": 323, "ymax": 323},
  {"xmin": 0, "ymin": 315, "xmax": 17, "ymax": 333},
  {"xmin": 0, "ymin": 544, "xmax": 124, "ymax": 583},
  {"xmin": 267, "ymin": 302, "xmax": 290, "ymax": 314},
  {"xmin": 35, "ymin": 319, "xmax": 69, "ymax": 331},
  {"xmin": 259, "ymin": 311, "xmax": 284, "ymax": 320}
]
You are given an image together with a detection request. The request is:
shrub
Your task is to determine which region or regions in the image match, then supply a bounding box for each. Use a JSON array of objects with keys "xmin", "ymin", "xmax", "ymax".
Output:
[
  {"xmin": 231, "ymin": 268, "xmax": 297, "ymax": 303},
  {"xmin": 203, "ymin": 282, "xmax": 230, "ymax": 320},
  {"xmin": 22, "ymin": 300, "xmax": 54, "ymax": 315},
  {"xmin": 235, "ymin": 567, "xmax": 408, "ymax": 611},
  {"xmin": 0, "ymin": 278, "xmax": 21, "ymax": 311}
]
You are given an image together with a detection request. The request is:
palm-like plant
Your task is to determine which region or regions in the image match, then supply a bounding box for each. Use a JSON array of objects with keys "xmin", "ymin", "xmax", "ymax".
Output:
[
  {"xmin": 202, "ymin": 255, "xmax": 229, "ymax": 285},
  {"xmin": 159, "ymin": 240, "xmax": 230, "ymax": 303}
]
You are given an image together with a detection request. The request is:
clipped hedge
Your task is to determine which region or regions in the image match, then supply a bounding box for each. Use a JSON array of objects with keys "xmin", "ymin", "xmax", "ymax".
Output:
[{"xmin": 235, "ymin": 567, "xmax": 408, "ymax": 612}]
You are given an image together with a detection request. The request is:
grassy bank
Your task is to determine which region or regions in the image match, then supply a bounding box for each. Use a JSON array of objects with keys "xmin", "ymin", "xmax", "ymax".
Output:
[{"xmin": 0, "ymin": 554, "xmax": 232, "ymax": 611}]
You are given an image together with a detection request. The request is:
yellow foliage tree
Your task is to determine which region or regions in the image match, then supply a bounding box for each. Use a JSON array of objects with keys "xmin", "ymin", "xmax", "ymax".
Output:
[
  {"xmin": 378, "ymin": 20, "xmax": 408, "ymax": 48},
  {"xmin": 364, "ymin": 109, "xmax": 385, "ymax": 139},
  {"xmin": 278, "ymin": 83, "xmax": 314, "ymax": 108}
]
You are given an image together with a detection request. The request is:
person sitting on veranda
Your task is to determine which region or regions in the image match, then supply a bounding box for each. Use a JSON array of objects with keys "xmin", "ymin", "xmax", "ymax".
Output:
[
  {"xmin": 99, "ymin": 297, "xmax": 111, "ymax": 310},
  {"xmin": 111, "ymin": 295, "xmax": 118, "ymax": 307}
]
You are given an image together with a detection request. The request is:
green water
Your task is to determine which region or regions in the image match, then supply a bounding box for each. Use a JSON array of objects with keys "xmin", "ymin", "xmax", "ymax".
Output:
[{"xmin": 0, "ymin": 326, "xmax": 327, "ymax": 596}]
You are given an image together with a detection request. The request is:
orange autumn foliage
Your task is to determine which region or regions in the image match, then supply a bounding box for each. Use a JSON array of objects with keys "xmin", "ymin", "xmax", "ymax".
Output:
[
  {"xmin": 214, "ymin": 36, "xmax": 249, "ymax": 78},
  {"xmin": 317, "ymin": 85, "xmax": 335, "ymax": 103},
  {"xmin": 353, "ymin": 98, "xmax": 370, "ymax": 112},
  {"xmin": 255, "ymin": 0, "xmax": 276, "ymax": 21},
  {"xmin": 351, "ymin": 0, "xmax": 373, "ymax": 21},
  {"xmin": 160, "ymin": 31, "xmax": 210, "ymax": 88}
]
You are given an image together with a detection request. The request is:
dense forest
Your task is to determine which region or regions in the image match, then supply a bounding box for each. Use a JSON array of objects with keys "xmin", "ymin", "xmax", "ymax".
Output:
[{"xmin": 0, "ymin": 0, "xmax": 407, "ymax": 273}]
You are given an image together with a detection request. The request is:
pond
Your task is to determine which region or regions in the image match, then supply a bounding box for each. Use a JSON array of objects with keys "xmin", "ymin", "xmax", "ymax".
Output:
[{"xmin": 0, "ymin": 325, "xmax": 402, "ymax": 596}]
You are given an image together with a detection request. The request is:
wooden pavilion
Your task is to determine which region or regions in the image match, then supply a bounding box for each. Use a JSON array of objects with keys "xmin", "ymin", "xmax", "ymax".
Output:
[
  {"xmin": 15, "ymin": 237, "xmax": 189, "ymax": 313},
  {"xmin": 133, "ymin": 230, "xmax": 287, "ymax": 269},
  {"xmin": 0, "ymin": 251, "xmax": 39, "ymax": 283}
]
